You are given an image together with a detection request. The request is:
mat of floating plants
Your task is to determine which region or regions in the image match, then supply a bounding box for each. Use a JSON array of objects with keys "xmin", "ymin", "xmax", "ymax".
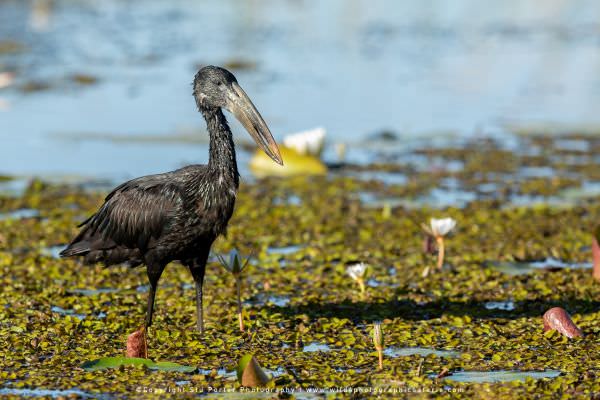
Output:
[{"xmin": 1, "ymin": 135, "xmax": 600, "ymax": 398}]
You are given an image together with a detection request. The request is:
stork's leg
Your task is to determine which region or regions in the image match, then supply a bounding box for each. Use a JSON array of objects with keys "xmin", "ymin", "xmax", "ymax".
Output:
[
  {"xmin": 145, "ymin": 264, "xmax": 165, "ymax": 328},
  {"xmin": 188, "ymin": 249, "xmax": 209, "ymax": 333}
]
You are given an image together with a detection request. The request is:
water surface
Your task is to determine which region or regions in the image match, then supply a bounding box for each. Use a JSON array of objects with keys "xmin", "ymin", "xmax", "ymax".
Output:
[{"xmin": 1, "ymin": 0, "xmax": 600, "ymax": 182}]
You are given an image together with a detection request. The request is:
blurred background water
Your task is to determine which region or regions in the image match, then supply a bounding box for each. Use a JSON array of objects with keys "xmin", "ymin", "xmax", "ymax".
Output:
[{"xmin": 1, "ymin": 0, "xmax": 600, "ymax": 182}]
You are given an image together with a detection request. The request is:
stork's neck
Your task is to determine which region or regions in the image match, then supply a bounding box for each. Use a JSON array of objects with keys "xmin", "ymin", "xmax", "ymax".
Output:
[{"xmin": 201, "ymin": 107, "xmax": 239, "ymax": 187}]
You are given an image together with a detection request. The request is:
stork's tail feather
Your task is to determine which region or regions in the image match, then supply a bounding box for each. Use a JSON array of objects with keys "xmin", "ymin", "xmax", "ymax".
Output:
[
  {"xmin": 60, "ymin": 237, "xmax": 143, "ymax": 267},
  {"xmin": 59, "ymin": 242, "xmax": 91, "ymax": 258}
]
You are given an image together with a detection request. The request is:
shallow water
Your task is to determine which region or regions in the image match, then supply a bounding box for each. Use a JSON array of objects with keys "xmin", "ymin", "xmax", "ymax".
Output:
[
  {"xmin": 40, "ymin": 244, "xmax": 65, "ymax": 259},
  {"xmin": 484, "ymin": 301, "xmax": 516, "ymax": 311},
  {"xmin": 0, "ymin": 178, "xmax": 29, "ymax": 196},
  {"xmin": 50, "ymin": 306, "xmax": 86, "ymax": 320},
  {"xmin": 2, "ymin": 0, "xmax": 600, "ymax": 181},
  {"xmin": 490, "ymin": 258, "xmax": 592, "ymax": 275},
  {"xmin": 266, "ymin": 245, "xmax": 303, "ymax": 256},
  {"xmin": 198, "ymin": 368, "xmax": 236, "ymax": 379},
  {"xmin": 444, "ymin": 369, "xmax": 561, "ymax": 383},
  {"xmin": 69, "ymin": 287, "xmax": 120, "ymax": 296},
  {"xmin": 302, "ymin": 342, "xmax": 331, "ymax": 353},
  {"xmin": 0, "ymin": 208, "xmax": 39, "ymax": 221},
  {"xmin": 0, "ymin": 388, "xmax": 103, "ymax": 399},
  {"xmin": 197, "ymin": 366, "xmax": 284, "ymax": 379},
  {"xmin": 244, "ymin": 294, "xmax": 290, "ymax": 307},
  {"xmin": 384, "ymin": 347, "xmax": 459, "ymax": 358}
]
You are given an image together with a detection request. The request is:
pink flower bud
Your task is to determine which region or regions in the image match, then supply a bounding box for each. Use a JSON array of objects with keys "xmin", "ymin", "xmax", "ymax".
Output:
[
  {"xmin": 543, "ymin": 307, "xmax": 583, "ymax": 338},
  {"xmin": 126, "ymin": 327, "xmax": 148, "ymax": 358}
]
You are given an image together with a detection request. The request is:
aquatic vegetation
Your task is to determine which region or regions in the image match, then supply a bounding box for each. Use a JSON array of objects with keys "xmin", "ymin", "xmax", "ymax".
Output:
[
  {"xmin": 0, "ymin": 40, "xmax": 25, "ymax": 54},
  {"xmin": 217, "ymin": 249, "xmax": 251, "ymax": 332},
  {"xmin": 70, "ymin": 73, "xmax": 99, "ymax": 86},
  {"xmin": 345, "ymin": 262, "xmax": 368, "ymax": 296},
  {"xmin": 543, "ymin": 307, "xmax": 583, "ymax": 338},
  {"xmin": 372, "ymin": 321, "xmax": 384, "ymax": 370},
  {"xmin": 1, "ymin": 137, "xmax": 600, "ymax": 397},
  {"xmin": 222, "ymin": 58, "xmax": 258, "ymax": 71}
]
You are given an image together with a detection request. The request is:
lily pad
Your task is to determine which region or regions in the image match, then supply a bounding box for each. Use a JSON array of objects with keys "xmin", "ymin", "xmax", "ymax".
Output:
[{"xmin": 81, "ymin": 357, "xmax": 196, "ymax": 372}]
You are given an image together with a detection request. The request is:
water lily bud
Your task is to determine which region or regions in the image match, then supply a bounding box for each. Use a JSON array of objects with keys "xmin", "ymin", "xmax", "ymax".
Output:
[
  {"xmin": 592, "ymin": 234, "xmax": 600, "ymax": 282},
  {"xmin": 543, "ymin": 307, "xmax": 583, "ymax": 338},
  {"xmin": 230, "ymin": 249, "xmax": 242, "ymax": 274},
  {"xmin": 237, "ymin": 354, "xmax": 271, "ymax": 387},
  {"xmin": 372, "ymin": 322, "xmax": 384, "ymax": 351},
  {"xmin": 217, "ymin": 249, "xmax": 250, "ymax": 276},
  {"xmin": 126, "ymin": 327, "xmax": 147, "ymax": 358}
]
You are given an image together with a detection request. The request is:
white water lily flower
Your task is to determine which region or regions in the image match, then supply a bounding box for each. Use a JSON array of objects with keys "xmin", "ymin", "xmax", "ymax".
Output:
[
  {"xmin": 346, "ymin": 262, "xmax": 368, "ymax": 281},
  {"xmin": 429, "ymin": 217, "xmax": 456, "ymax": 237},
  {"xmin": 283, "ymin": 127, "xmax": 326, "ymax": 157}
]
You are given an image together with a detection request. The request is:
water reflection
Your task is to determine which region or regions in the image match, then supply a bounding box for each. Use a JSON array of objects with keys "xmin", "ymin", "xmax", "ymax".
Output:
[{"xmin": 0, "ymin": 0, "xmax": 599, "ymax": 181}]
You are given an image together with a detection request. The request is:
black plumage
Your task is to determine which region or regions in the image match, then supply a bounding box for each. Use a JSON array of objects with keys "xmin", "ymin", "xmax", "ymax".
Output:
[{"xmin": 61, "ymin": 66, "xmax": 282, "ymax": 332}]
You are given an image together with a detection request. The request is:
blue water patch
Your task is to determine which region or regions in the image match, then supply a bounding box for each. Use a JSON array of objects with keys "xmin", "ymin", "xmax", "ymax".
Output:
[
  {"xmin": 40, "ymin": 245, "xmax": 66, "ymax": 259},
  {"xmin": 444, "ymin": 369, "xmax": 561, "ymax": 383},
  {"xmin": 302, "ymin": 343, "xmax": 331, "ymax": 353},
  {"xmin": 384, "ymin": 347, "xmax": 459, "ymax": 358},
  {"xmin": 50, "ymin": 306, "xmax": 86, "ymax": 320},
  {"xmin": 0, "ymin": 388, "xmax": 103, "ymax": 398},
  {"xmin": 484, "ymin": 301, "xmax": 516, "ymax": 311},
  {"xmin": 266, "ymin": 245, "xmax": 303, "ymax": 255},
  {"xmin": 69, "ymin": 288, "xmax": 120, "ymax": 296},
  {"xmin": 0, "ymin": 208, "xmax": 39, "ymax": 221},
  {"xmin": 490, "ymin": 258, "xmax": 591, "ymax": 275}
]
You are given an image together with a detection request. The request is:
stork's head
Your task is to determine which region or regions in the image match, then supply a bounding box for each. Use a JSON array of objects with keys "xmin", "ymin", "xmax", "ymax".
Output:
[{"xmin": 193, "ymin": 66, "xmax": 283, "ymax": 165}]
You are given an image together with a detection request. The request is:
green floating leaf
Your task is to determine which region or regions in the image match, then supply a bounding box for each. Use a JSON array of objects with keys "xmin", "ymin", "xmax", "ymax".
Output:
[{"xmin": 81, "ymin": 357, "xmax": 196, "ymax": 373}]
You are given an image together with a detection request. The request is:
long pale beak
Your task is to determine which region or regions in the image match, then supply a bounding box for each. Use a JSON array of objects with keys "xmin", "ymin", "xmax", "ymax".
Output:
[{"xmin": 226, "ymin": 82, "xmax": 283, "ymax": 165}]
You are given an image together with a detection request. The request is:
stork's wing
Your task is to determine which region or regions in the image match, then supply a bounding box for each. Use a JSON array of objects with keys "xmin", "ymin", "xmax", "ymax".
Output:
[{"xmin": 61, "ymin": 174, "xmax": 183, "ymax": 256}]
